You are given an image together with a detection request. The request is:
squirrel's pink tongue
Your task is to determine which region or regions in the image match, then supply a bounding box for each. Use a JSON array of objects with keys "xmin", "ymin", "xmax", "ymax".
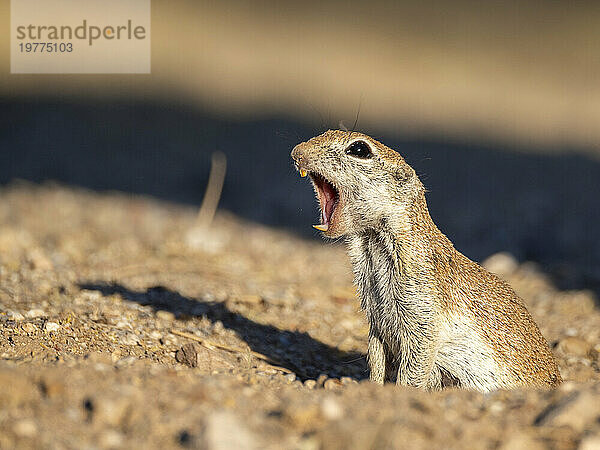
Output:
[
  {"xmin": 310, "ymin": 173, "xmax": 339, "ymax": 232},
  {"xmin": 324, "ymin": 197, "xmax": 335, "ymax": 223},
  {"xmin": 322, "ymin": 180, "xmax": 337, "ymax": 223},
  {"xmin": 314, "ymin": 197, "xmax": 334, "ymax": 232}
]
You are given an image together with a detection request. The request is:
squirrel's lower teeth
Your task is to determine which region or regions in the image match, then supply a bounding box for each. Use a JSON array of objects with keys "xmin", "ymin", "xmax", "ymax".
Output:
[{"xmin": 313, "ymin": 224, "xmax": 329, "ymax": 231}]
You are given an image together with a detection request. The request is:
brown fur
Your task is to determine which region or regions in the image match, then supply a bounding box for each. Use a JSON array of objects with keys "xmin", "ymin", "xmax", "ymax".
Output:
[{"xmin": 291, "ymin": 130, "xmax": 561, "ymax": 392}]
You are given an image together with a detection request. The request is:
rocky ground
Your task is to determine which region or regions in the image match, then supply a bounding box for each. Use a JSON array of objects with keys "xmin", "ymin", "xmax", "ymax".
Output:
[{"xmin": 0, "ymin": 183, "xmax": 599, "ymax": 449}]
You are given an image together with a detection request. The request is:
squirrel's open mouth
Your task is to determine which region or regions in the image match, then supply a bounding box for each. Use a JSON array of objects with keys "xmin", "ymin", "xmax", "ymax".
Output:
[{"xmin": 309, "ymin": 173, "xmax": 340, "ymax": 232}]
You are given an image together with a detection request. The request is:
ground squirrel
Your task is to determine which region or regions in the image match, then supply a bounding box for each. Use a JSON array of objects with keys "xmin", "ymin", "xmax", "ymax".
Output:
[{"xmin": 291, "ymin": 130, "xmax": 561, "ymax": 392}]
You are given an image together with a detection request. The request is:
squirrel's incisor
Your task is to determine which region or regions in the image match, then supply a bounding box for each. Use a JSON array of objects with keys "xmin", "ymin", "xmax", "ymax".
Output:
[{"xmin": 291, "ymin": 130, "xmax": 561, "ymax": 392}]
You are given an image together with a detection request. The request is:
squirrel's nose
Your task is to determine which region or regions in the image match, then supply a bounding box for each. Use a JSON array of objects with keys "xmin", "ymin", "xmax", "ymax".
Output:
[
  {"xmin": 290, "ymin": 144, "xmax": 301, "ymax": 162},
  {"xmin": 291, "ymin": 143, "xmax": 307, "ymax": 165}
]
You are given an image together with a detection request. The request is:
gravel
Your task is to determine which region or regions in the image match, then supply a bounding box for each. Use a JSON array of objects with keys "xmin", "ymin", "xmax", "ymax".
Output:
[{"xmin": 0, "ymin": 183, "xmax": 599, "ymax": 449}]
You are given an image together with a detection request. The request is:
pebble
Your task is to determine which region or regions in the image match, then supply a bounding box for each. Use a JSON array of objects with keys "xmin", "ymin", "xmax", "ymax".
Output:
[
  {"xmin": 86, "ymin": 352, "xmax": 113, "ymax": 366},
  {"xmin": 99, "ymin": 430, "xmax": 124, "ymax": 448},
  {"xmin": 175, "ymin": 343, "xmax": 199, "ymax": 368},
  {"xmin": 205, "ymin": 411, "xmax": 257, "ymax": 450},
  {"xmin": 7, "ymin": 310, "xmax": 24, "ymax": 321},
  {"xmin": 156, "ymin": 310, "xmax": 175, "ymax": 322},
  {"xmin": 284, "ymin": 373, "xmax": 296, "ymax": 383},
  {"xmin": 556, "ymin": 337, "xmax": 595, "ymax": 359},
  {"xmin": 579, "ymin": 435, "xmax": 600, "ymax": 450},
  {"xmin": 481, "ymin": 252, "xmax": 518, "ymax": 277},
  {"xmin": 21, "ymin": 323, "xmax": 38, "ymax": 334},
  {"xmin": 96, "ymin": 397, "xmax": 133, "ymax": 427},
  {"xmin": 118, "ymin": 331, "xmax": 140, "ymax": 346},
  {"xmin": 114, "ymin": 319, "xmax": 131, "ymax": 329},
  {"xmin": 489, "ymin": 401, "xmax": 505, "ymax": 414},
  {"xmin": 39, "ymin": 375, "xmax": 66, "ymax": 398},
  {"xmin": 304, "ymin": 379, "xmax": 317, "ymax": 389},
  {"xmin": 499, "ymin": 432, "xmax": 544, "ymax": 450},
  {"xmin": 28, "ymin": 248, "xmax": 53, "ymax": 271},
  {"xmin": 80, "ymin": 290, "xmax": 101, "ymax": 301},
  {"xmin": 13, "ymin": 419, "xmax": 37, "ymax": 437},
  {"xmin": 25, "ymin": 309, "xmax": 46, "ymax": 319},
  {"xmin": 115, "ymin": 357, "xmax": 138, "ymax": 367},
  {"xmin": 148, "ymin": 330, "xmax": 162, "ymax": 340},
  {"xmin": 316, "ymin": 374, "xmax": 328, "ymax": 388},
  {"xmin": 44, "ymin": 322, "xmax": 61, "ymax": 332},
  {"xmin": 286, "ymin": 403, "xmax": 321, "ymax": 430},
  {"xmin": 340, "ymin": 377, "xmax": 357, "ymax": 385},
  {"xmin": 323, "ymin": 379, "xmax": 342, "ymax": 390},
  {"xmin": 321, "ymin": 397, "xmax": 343, "ymax": 420}
]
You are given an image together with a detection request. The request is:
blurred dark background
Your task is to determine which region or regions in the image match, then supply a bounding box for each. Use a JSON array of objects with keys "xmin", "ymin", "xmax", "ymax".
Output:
[{"xmin": 1, "ymin": 0, "xmax": 599, "ymax": 292}]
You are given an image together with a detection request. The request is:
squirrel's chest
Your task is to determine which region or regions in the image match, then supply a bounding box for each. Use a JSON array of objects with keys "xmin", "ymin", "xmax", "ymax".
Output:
[{"xmin": 347, "ymin": 234, "xmax": 433, "ymax": 326}]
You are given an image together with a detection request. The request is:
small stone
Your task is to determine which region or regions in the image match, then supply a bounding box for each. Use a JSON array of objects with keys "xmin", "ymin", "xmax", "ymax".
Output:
[
  {"xmin": 489, "ymin": 401, "xmax": 505, "ymax": 414},
  {"xmin": 556, "ymin": 337, "xmax": 595, "ymax": 359},
  {"xmin": 81, "ymin": 290, "xmax": 101, "ymax": 301},
  {"xmin": 13, "ymin": 419, "xmax": 37, "ymax": 437},
  {"xmin": 579, "ymin": 435, "xmax": 600, "ymax": 450},
  {"xmin": 175, "ymin": 343, "xmax": 199, "ymax": 368},
  {"xmin": 499, "ymin": 432, "xmax": 544, "ymax": 450},
  {"xmin": 25, "ymin": 309, "xmax": 46, "ymax": 319},
  {"xmin": 156, "ymin": 310, "xmax": 175, "ymax": 322},
  {"xmin": 558, "ymin": 381, "xmax": 578, "ymax": 393},
  {"xmin": 556, "ymin": 293, "xmax": 596, "ymax": 316},
  {"xmin": 7, "ymin": 311, "xmax": 24, "ymax": 321},
  {"xmin": 297, "ymin": 436, "xmax": 320, "ymax": 450},
  {"xmin": 118, "ymin": 331, "xmax": 140, "ymax": 346},
  {"xmin": 323, "ymin": 379, "xmax": 342, "ymax": 390},
  {"xmin": 111, "ymin": 350, "xmax": 122, "ymax": 363},
  {"xmin": 304, "ymin": 379, "xmax": 317, "ymax": 389},
  {"xmin": 44, "ymin": 322, "xmax": 60, "ymax": 332},
  {"xmin": 21, "ymin": 323, "xmax": 38, "ymax": 334},
  {"xmin": 39, "ymin": 375, "xmax": 66, "ymax": 398},
  {"xmin": 284, "ymin": 373, "xmax": 296, "ymax": 383},
  {"xmin": 205, "ymin": 410, "xmax": 257, "ymax": 450},
  {"xmin": 148, "ymin": 330, "xmax": 162, "ymax": 340},
  {"xmin": 321, "ymin": 397, "xmax": 343, "ymax": 420},
  {"xmin": 28, "ymin": 248, "xmax": 53, "ymax": 271},
  {"xmin": 340, "ymin": 377, "xmax": 356, "ymax": 385},
  {"xmin": 316, "ymin": 374, "xmax": 328, "ymax": 388},
  {"xmin": 286, "ymin": 403, "xmax": 322, "ymax": 430},
  {"xmin": 114, "ymin": 319, "xmax": 131, "ymax": 329},
  {"xmin": 96, "ymin": 397, "xmax": 132, "ymax": 427},
  {"xmin": 85, "ymin": 352, "xmax": 113, "ymax": 366},
  {"xmin": 99, "ymin": 430, "xmax": 124, "ymax": 448},
  {"xmin": 482, "ymin": 252, "xmax": 518, "ymax": 277},
  {"xmin": 115, "ymin": 357, "xmax": 137, "ymax": 367}
]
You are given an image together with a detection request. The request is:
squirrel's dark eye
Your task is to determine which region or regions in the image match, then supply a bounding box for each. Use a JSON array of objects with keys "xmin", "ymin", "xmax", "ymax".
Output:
[{"xmin": 345, "ymin": 140, "xmax": 373, "ymax": 159}]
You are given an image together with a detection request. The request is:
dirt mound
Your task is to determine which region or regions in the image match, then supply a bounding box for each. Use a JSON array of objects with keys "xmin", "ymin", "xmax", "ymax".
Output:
[{"xmin": 0, "ymin": 184, "xmax": 598, "ymax": 448}]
